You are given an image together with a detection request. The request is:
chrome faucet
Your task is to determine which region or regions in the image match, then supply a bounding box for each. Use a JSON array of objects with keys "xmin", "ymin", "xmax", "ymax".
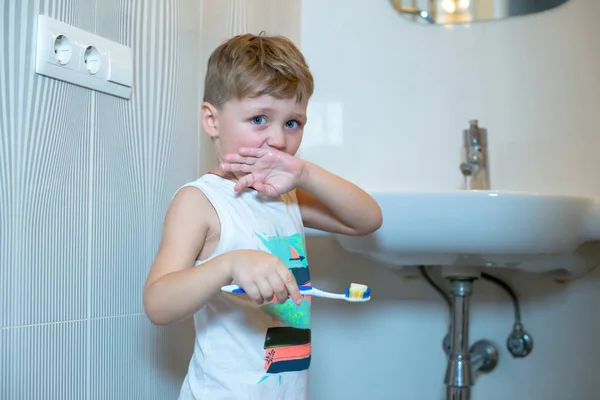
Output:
[{"xmin": 459, "ymin": 120, "xmax": 490, "ymax": 190}]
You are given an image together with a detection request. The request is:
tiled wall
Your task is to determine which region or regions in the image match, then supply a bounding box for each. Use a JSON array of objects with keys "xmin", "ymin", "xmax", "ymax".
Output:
[{"xmin": 0, "ymin": 0, "xmax": 200, "ymax": 398}]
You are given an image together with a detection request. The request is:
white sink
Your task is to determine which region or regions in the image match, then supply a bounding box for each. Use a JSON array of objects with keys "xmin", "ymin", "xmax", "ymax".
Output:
[{"xmin": 332, "ymin": 191, "xmax": 600, "ymax": 279}]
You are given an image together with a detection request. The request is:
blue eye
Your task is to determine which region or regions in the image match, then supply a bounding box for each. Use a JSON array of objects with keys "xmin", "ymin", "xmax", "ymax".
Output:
[
  {"xmin": 286, "ymin": 120, "xmax": 300, "ymax": 129},
  {"xmin": 251, "ymin": 116, "xmax": 267, "ymax": 125}
]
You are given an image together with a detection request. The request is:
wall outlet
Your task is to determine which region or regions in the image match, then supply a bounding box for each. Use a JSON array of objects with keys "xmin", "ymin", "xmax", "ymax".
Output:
[{"xmin": 35, "ymin": 15, "xmax": 133, "ymax": 99}]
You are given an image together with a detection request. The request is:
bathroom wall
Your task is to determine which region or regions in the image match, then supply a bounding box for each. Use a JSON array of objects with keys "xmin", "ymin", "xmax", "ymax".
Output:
[
  {"xmin": 0, "ymin": 0, "xmax": 200, "ymax": 398},
  {"xmin": 300, "ymin": 0, "xmax": 600, "ymax": 399},
  {"xmin": 299, "ymin": 0, "xmax": 600, "ymax": 197}
]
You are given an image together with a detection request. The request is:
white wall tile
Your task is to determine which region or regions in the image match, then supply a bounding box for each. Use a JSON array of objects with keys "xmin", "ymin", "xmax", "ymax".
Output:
[
  {"xmin": 0, "ymin": 321, "xmax": 87, "ymax": 400},
  {"xmin": 89, "ymin": 315, "xmax": 195, "ymax": 400},
  {"xmin": 90, "ymin": 0, "xmax": 200, "ymax": 318},
  {"xmin": 1, "ymin": 0, "xmax": 201, "ymax": 396},
  {"xmin": 0, "ymin": 0, "xmax": 93, "ymax": 328}
]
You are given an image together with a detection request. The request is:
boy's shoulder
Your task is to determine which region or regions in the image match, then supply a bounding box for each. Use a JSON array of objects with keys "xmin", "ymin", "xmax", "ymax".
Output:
[{"xmin": 169, "ymin": 177, "xmax": 219, "ymax": 229}]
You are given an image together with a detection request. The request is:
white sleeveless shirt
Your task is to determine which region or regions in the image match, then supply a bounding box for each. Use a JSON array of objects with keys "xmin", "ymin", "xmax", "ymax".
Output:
[{"xmin": 177, "ymin": 174, "xmax": 311, "ymax": 400}]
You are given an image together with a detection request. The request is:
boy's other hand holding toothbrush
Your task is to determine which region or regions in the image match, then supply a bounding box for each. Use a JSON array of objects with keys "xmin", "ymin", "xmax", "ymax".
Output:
[{"xmin": 227, "ymin": 249, "xmax": 303, "ymax": 306}]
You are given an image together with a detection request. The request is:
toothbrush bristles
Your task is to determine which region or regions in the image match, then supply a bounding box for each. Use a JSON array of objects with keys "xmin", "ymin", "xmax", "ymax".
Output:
[{"xmin": 345, "ymin": 283, "xmax": 370, "ymax": 300}]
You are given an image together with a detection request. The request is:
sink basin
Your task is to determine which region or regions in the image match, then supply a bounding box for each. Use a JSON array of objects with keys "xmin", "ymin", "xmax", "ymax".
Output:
[{"xmin": 332, "ymin": 191, "xmax": 600, "ymax": 279}]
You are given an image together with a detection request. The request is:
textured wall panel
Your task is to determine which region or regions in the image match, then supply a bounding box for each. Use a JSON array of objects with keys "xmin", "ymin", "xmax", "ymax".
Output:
[
  {"xmin": 1, "ymin": 0, "xmax": 201, "ymax": 397},
  {"xmin": 0, "ymin": 321, "xmax": 87, "ymax": 400},
  {"xmin": 90, "ymin": 0, "xmax": 200, "ymax": 319},
  {"xmin": 89, "ymin": 315, "xmax": 195, "ymax": 400},
  {"xmin": 0, "ymin": 0, "xmax": 93, "ymax": 328}
]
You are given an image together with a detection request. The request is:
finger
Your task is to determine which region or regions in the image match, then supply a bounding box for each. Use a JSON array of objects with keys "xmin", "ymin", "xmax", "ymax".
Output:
[
  {"xmin": 222, "ymin": 154, "xmax": 258, "ymax": 164},
  {"xmin": 253, "ymin": 181, "xmax": 266, "ymax": 193},
  {"xmin": 242, "ymin": 283, "xmax": 264, "ymax": 304},
  {"xmin": 234, "ymin": 174, "xmax": 255, "ymax": 192},
  {"xmin": 230, "ymin": 163, "xmax": 252, "ymax": 173},
  {"xmin": 255, "ymin": 277, "xmax": 275, "ymax": 304},
  {"xmin": 267, "ymin": 273, "xmax": 289, "ymax": 304},
  {"xmin": 277, "ymin": 266, "xmax": 302, "ymax": 305},
  {"xmin": 256, "ymin": 183, "xmax": 280, "ymax": 198},
  {"xmin": 219, "ymin": 162, "xmax": 252, "ymax": 173},
  {"xmin": 238, "ymin": 147, "xmax": 266, "ymax": 157}
]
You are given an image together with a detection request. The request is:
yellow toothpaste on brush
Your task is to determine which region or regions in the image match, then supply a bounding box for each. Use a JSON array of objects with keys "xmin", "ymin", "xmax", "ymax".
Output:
[{"xmin": 347, "ymin": 283, "xmax": 370, "ymax": 300}]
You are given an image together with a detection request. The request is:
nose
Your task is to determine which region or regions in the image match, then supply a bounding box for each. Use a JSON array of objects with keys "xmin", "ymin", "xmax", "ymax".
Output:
[{"xmin": 265, "ymin": 128, "xmax": 286, "ymax": 150}]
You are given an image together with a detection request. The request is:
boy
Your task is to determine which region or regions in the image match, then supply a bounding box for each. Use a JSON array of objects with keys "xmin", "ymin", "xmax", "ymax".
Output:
[{"xmin": 143, "ymin": 33, "xmax": 382, "ymax": 400}]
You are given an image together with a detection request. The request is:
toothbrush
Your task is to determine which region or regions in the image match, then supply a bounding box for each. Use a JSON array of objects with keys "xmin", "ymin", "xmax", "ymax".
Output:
[{"xmin": 221, "ymin": 282, "xmax": 371, "ymax": 302}]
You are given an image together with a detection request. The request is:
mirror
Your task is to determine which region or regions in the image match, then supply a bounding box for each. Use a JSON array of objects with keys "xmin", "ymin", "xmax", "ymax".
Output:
[{"xmin": 391, "ymin": 0, "xmax": 570, "ymax": 25}]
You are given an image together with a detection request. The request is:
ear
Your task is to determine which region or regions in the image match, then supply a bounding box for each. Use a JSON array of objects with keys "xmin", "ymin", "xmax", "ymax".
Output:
[{"xmin": 201, "ymin": 102, "xmax": 219, "ymax": 139}]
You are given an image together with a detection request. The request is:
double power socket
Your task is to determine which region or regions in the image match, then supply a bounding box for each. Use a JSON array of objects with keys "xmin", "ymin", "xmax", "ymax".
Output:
[
  {"xmin": 35, "ymin": 15, "xmax": 134, "ymax": 99},
  {"xmin": 53, "ymin": 32, "xmax": 103, "ymax": 75}
]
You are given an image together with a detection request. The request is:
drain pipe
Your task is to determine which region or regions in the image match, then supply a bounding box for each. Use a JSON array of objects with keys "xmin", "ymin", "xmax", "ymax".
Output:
[
  {"xmin": 443, "ymin": 278, "xmax": 498, "ymax": 400},
  {"xmin": 445, "ymin": 279, "xmax": 475, "ymax": 399}
]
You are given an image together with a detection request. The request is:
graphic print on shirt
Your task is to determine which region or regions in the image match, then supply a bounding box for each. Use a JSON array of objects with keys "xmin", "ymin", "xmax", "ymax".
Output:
[{"xmin": 254, "ymin": 230, "xmax": 311, "ymax": 381}]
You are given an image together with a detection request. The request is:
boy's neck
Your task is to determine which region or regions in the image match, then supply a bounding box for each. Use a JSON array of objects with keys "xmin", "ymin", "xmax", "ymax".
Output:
[
  {"xmin": 207, "ymin": 169, "xmax": 257, "ymax": 191},
  {"xmin": 207, "ymin": 168, "xmax": 236, "ymax": 182}
]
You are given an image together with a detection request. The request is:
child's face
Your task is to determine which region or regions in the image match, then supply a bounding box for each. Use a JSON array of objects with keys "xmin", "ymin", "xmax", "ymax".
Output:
[{"xmin": 202, "ymin": 95, "xmax": 308, "ymax": 164}]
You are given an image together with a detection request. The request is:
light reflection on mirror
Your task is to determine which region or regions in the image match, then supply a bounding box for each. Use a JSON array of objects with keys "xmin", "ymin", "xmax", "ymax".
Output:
[{"xmin": 391, "ymin": 0, "xmax": 570, "ymax": 25}]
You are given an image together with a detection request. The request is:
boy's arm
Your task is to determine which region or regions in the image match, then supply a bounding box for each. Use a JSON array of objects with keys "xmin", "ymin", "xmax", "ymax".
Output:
[
  {"xmin": 143, "ymin": 187, "xmax": 233, "ymax": 326},
  {"xmin": 218, "ymin": 148, "xmax": 382, "ymax": 236},
  {"xmin": 143, "ymin": 186, "xmax": 303, "ymax": 326},
  {"xmin": 296, "ymin": 161, "xmax": 382, "ymax": 236}
]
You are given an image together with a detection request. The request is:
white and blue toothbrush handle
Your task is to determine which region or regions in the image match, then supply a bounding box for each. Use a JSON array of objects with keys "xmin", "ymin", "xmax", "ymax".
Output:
[{"xmin": 220, "ymin": 284, "xmax": 346, "ymax": 300}]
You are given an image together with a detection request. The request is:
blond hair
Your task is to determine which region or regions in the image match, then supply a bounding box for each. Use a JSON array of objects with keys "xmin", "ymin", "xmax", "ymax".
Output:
[{"xmin": 203, "ymin": 33, "xmax": 314, "ymax": 108}]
